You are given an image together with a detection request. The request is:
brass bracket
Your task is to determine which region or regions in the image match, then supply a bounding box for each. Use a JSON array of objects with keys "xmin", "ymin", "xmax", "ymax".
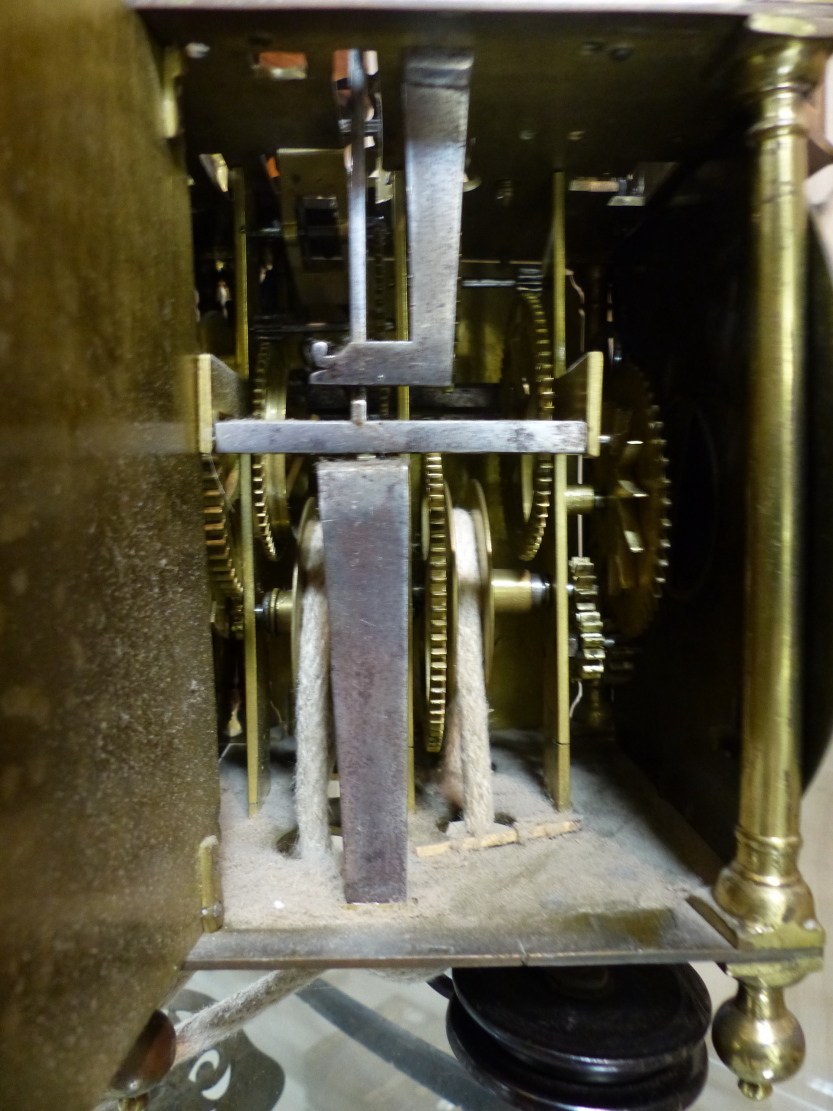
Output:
[
  {"xmin": 198, "ymin": 835, "xmax": 224, "ymax": 933},
  {"xmin": 554, "ymin": 350, "xmax": 605, "ymax": 457},
  {"xmin": 688, "ymin": 890, "xmax": 824, "ymax": 954},
  {"xmin": 196, "ymin": 352, "xmax": 247, "ymax": 454}
]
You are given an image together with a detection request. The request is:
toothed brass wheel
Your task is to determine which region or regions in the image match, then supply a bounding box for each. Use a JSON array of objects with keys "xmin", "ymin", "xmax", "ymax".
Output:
[
  {"xmin": 203, "ymin": 452, "xmax": 244, "ymax": 637},
  {"xmin": 500, "ymin": 290, "xmax": 555, "ymax": 562},
  {"xmin": 251, "ymin": 340, "xmax": 292, "ymax": 561},
  {"xmin": 590, "ymin": 362, "xmax": 671, "ymax": 639},
  {"xmin": 422, "ymin": 453, "xmax": 455, "ymax": 753},
  {"xmin": 569, "ymin": 556, "xmax": 606, "ymax": 683}
]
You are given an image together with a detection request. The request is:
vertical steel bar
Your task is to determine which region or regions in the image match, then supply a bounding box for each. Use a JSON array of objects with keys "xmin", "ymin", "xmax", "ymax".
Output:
[{"xmin": 318, "ymin": 459, "xmax": 411, "ymax": 902}]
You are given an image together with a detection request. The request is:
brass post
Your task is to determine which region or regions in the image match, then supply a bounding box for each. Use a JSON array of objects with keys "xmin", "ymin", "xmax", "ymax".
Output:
[
  {"xmin": 230, "ymin": 168, "xmax": 269, "ymax": 814},
  {"xmin": 230, "ymin": 168, "xmax": 250, "ymax": 378},
  {"xmin": 544, "ymin": 170, "xmax": 571, "ymax": 809},
  {"xmin": 393, "ymin": 171, "xmax": 410, "ymax": 418},
  {"xmin": 710, "ymin": 35, "xmax": 827, "ymax": 1099},
  {"xmin": 713, "ymin": 35, "xmax": 826, "ymax": 946}
]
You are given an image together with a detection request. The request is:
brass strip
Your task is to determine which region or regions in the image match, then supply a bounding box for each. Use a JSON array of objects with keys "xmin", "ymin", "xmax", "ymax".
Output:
[
  {"xmin": 231, "ymin": 168, "xmax": 250, "ymax": 378},
  {"xmin": 546, "ymin": 170, "xmax": 571, "ymax": 809},
  {"xmin": 553, "ymin": 171, "xmax": 567, "ymax": 381},
  {"xmin": 198, "ymin": 836, "xmax": 224, "ymax": 933},
  {"xmin": 232, "ymin": 168, "xmax": 269, "ymax": 815},
  {"xmin": 242, "ymin": 453, "xmax": 269, "ymax": 815},
  {"xmin": 393, "ymin": 171, "xmax": 411, "ymax": 418}
]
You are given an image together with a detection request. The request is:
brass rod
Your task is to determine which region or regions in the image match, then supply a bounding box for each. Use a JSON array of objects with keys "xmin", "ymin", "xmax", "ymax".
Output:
[
  {"xmin": 546, "ymin": 170, "xmax": 571, "ymax": 810},
  {"xmin": 714, "ymin": 37, "xmax": 826, "ymax": 938},
  {"xmin": 232, "ymin": 167, "xmax": 268, "ymax": 814},
  {"xmin": 230, "ymin": 168, "xmax": 250, "ymax": 378},
  {"xmin": 553, "ymin": 171, "xmax": 568, "ymax": 380},
  {"xmin": 393, "ymin": 171, "xmax": 410, "ymax": 415},
  {"xmin": 241, "ymin": 453, "xmax": 268, "ymax": 816}
]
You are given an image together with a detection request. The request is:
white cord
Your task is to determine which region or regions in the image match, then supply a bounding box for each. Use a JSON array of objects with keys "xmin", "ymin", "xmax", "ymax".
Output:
[{"xmin": 294, "ymin": 521, "xmax": 334, "ymax": 859}]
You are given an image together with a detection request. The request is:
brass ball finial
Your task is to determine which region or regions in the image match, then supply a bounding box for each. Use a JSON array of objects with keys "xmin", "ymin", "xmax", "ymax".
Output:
[{"xmin": 713, "ymin": 980, "xmax": 805, "ymax": 1099}]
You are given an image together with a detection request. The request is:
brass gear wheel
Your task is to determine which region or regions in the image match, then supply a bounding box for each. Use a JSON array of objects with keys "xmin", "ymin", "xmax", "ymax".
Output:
[
  {"xmin": 590, "ymin": 361, "xmax": 671, "ymax": 639},
  {"xmin": 569, "ymin": 556, "xmax": 606, "ymax": 683},
  {"xmin": 203, "ymin": 453, "xmax": 244, "ymax": 635},
  {"xmin": 422, "ymin": 453, "xmax": 454, "ymax": 753},
  {"xmin": 252, "ymin": 340, "xmax": 291, "ymax": 561},
  {"xmin": 500, "ymin": 290, "xmax": 555, "ymax": 562}
]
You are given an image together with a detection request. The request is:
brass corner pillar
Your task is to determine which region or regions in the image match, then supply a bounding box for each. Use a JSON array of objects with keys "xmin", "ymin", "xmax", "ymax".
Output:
[{"xmin": 711, "ymin": 35, "xmax": 828, "ymax": 1099}]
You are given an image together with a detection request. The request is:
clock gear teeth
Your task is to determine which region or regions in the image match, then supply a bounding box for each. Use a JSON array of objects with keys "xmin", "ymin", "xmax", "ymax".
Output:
[
  {"xmin": 251, "ymin": 340, "xmax": 293, "ymax": 562},
  {"xmin": 251, "ymin": 344, "xmax": 279, "ymax": 562},
  {"xmin": 424, "ymin": 452, "xmax": 450, "ymax": 753},
  {"xmin": 593, "ymin": 363, "xmax": 671, "ymax": 639},
  {"xmin": 500, "ymin": 289, "xmax": 555, "ymax": 562},
  {"xmin": 202, "ymin": 454, "xmax": 244, "ymax": 636},
  {"xmin": 569, "ymin": 556, "xmax": 606, "ymax": 683}
]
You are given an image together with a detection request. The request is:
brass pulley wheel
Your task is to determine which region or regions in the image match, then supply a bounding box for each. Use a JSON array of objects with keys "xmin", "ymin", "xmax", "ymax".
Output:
[
  {"xmin": 500, "ymin": 290, "xmax": 555, "ymax": 562},
  {"xmin": 422, "ymin": 454, "xmax": 455, "ymax": 753},
  {"xmin": 590, "ymin": 362, "xmax": 671, "ymax": 639}
]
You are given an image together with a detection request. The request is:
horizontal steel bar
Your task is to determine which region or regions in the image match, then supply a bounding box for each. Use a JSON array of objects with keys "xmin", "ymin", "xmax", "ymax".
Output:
[{"xmin": 214, "ymin": 418, "xmax": 587, "ymax": 454}]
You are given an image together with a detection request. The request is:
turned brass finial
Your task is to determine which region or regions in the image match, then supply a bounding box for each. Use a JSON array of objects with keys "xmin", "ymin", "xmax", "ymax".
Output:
[{"xmin": 713, "ymin": 979, "xmax": 805, "ymax": 1100}]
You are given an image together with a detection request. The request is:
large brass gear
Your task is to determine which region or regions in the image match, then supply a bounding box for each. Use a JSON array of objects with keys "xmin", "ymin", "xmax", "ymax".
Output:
[
  {"xmin": 203, "ymin": 453, "xmax": 244, "ymax": 635},
  {"xmin": 590, "ymin": 361, "xmax": 671, "ymax": 639},
  {"xmin": 422, "ymin": 453, "xmax": 455, "ymax": 753},
  {"xmin": 500, "ymin": 290, "xmax": 555, "ymax": 562},
  {"xmin": 251, "ymin": 340, "xmax": 291, "ymax": 561},
  {"xmin": 569, "ymin": 556, "xmax": 606, "ymax": 683}
]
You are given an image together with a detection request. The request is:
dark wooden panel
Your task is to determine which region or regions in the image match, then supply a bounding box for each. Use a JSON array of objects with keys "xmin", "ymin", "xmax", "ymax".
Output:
[{"xmin": 0, "ymin": 4, "xmax": 218, "ymax": 1109}]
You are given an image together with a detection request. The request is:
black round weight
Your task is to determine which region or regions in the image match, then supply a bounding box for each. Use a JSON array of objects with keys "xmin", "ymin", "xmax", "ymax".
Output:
[{"xmin": 445, "ymin": 965, "xmax": 710, "ymax": 1111}]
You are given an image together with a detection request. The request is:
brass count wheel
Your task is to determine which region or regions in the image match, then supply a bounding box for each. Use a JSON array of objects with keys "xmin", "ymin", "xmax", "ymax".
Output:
[
  {"xmin": 422, "ymin": 454, "xmax": 455, "ymax": 753},
  {"xmin": 500, "ymin": 290, "xmax": 555, "ymax": 562},
  {"xmin": 591, "ymin": 362, "xmax": 670, "ymax": 639},
  {"xmin": 252, "ymin": 340, "xmax": 292, "ymax": 561}
]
